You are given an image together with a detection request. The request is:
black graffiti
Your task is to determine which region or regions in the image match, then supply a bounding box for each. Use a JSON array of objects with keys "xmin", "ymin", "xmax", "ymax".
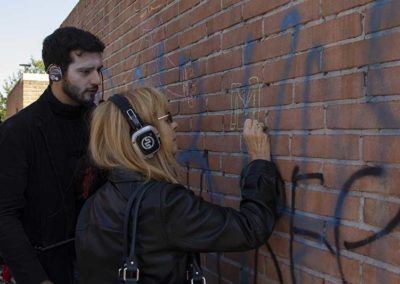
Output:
[
  {"xmin": 289, "ymin": 166, "xmax": 324, "ymax": 284},
  {"xmin": 263, "ymin": 165, "xmax": 400, "ymax": 284},
  {"xmin": 344, "ymin": 209, "xmax": 400, "ymax": 250}
]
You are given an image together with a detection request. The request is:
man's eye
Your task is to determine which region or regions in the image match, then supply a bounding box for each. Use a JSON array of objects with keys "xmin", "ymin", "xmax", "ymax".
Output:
[{"xmin": 81, "ymin": 70, "xmax": 91, "ymax": 75}]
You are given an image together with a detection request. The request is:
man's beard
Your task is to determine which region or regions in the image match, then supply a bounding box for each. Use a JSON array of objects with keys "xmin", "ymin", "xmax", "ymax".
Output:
[{"xmin": 62, "ymin": 79, "xmax": 94, "ymax": 107}]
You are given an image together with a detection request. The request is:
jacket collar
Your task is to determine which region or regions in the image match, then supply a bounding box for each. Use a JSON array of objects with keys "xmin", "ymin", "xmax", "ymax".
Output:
[{"xmin": 109, "ymin": 167, "xmax": 146, "ymax": 183}]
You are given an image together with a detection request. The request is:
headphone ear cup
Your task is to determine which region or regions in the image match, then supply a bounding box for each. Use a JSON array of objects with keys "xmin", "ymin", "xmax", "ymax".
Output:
[
  {"xmin": 48, "ymin": 65, "xmax": 63, "ymax": 82},
  {"xmin": 131, "ymin": 126, "xmax": 161, "ymax": 158}
]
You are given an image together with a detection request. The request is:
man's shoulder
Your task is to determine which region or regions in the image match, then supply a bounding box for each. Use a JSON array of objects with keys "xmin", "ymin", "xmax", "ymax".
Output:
[{"xmin": 0, "ymin": 94, "xmax": 48, "ymax": 133}]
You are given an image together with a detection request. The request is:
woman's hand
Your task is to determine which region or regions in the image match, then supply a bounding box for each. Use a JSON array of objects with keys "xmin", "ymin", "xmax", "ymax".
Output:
[{"xmin": 243, "ymin": 119, "xmax": 271, "ymax": 161}]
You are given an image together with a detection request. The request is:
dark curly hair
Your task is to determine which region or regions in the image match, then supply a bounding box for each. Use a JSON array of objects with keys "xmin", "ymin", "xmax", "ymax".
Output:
[{"xmin": 42, "ymin": 26, "xmax": 105, "ymax": 73}]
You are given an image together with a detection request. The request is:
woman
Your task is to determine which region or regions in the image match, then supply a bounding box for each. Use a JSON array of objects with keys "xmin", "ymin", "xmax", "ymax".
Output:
[{"xmin": 76, "ymin": 87, "xmax": 279, "ymax": 283}]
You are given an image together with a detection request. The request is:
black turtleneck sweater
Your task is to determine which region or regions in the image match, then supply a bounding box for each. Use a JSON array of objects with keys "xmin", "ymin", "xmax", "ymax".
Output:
[{"xmin": 45, "ymin": 91, "xmax": 90, "ymax": 196}]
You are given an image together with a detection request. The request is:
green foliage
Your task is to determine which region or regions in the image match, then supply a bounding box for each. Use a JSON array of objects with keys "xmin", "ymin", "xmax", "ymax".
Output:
[
  {"xmin": 26, "ymin": 58, "xmax": 45, "ymax": 74},
  {"xmin": 0, "ymin": 57, "xmax": 46, "ymax": 121},
  {"xmin": 0, "ymin": 93, "xmax": 6, "ymax": 122}
]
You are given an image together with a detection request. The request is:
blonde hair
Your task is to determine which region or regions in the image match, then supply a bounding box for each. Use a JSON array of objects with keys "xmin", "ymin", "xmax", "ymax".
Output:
[{"xmin": 90, "ymin": 87, "xmax": 179, "ymax": 183}]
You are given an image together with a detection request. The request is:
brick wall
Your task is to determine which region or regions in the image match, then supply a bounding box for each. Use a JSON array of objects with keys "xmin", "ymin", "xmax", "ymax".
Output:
[
  {"xmin": 5, "ymin": 73, "xmax": 48, "ymax": 119},
  {"xmin": 22, "ymin": 80, "xmax": 49, "ymax": 107},
  {"xmin": 5, "ymin": 80, "xmax": 23, "ymax": 119},
  {"xmin": 63, "ymin": 0, "xmax": 400, "ymax": 283}
]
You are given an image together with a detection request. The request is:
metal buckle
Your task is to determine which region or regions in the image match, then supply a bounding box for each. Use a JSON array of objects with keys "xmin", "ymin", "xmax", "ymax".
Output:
[
  {"xmin": 191, "ymin": 276, "xmax": 206, "ymax": 284},
  {"xmin": 118, "ymin": 266, "xmax": 140, "ymax": 282}
]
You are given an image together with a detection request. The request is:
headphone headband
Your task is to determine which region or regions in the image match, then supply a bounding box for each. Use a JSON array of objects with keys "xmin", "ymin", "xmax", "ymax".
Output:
[
  {"xmin": 108, "ymin": 94, "xmax": 143, "ymax": 133},
  {"xmin": 108, "ymin": 94, "xmax": 160, "ymax": 158}
]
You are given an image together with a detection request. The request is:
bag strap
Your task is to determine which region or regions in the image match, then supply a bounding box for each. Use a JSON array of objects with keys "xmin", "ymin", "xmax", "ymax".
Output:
[
  {"xmin": 115, "ymin": 181, "xmax": 151, "ymax": 283},
  {"xmin": 187, "ymin": 253, "xmax": 206, "ymax": 284},
  {"xmin": 116, "ymin": 181, "xmax": 206, "ymax": 284}
]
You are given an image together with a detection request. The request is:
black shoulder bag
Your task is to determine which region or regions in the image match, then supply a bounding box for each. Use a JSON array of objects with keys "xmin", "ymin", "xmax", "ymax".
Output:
[{"xmin": 117, "ymin": 182, "xmax": 206, "ymax": 284}]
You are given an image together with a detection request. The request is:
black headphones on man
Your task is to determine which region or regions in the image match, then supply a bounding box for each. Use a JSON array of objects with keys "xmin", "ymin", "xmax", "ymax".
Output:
[
  {"xmin": 47, "ymin": 64, "xmax": 63, "ymax": 82},
  {"xmin": 108, "ymin": 94, "xmax": 161, "ymax": 159}
]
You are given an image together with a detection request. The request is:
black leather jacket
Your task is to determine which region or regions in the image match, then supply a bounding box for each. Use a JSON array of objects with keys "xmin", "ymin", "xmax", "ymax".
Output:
[{"xmin": 76, "ymin": 159, "xmax": 279, "ymax": 283}]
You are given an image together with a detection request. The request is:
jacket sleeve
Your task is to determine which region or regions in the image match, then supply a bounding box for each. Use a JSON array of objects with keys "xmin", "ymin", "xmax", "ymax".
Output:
[
  {"xmin": 159, "ymin": 159, "xmax": 278, "ymax": 252},
  {"xmin": 0, "ymin": 119, "xmax": 48, "ymax": 284}
]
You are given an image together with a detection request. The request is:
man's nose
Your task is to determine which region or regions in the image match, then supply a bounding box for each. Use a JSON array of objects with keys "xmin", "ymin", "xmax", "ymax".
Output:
[{"xmin": 91, "ymin": 70, "xmax": 102, "ymax": 85}]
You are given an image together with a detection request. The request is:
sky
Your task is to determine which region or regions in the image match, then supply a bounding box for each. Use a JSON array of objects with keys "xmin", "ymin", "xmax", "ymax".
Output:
[{"xmin": 0, "ymin": 1, "xmax": 79, "ymax": 93}]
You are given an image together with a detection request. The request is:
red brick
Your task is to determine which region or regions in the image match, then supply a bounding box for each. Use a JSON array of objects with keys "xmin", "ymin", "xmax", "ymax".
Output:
[
  {"xmin": 179, "ymin": 96, "xmax": 207, "ymax": 115},
  {"xmin": 177, "ymin": 167, "xmax": 196, "ymax": 188},
  {"xmin": 164, "ymin": 49, "xmax": 188, "ymax": 70},
  {"xmin": 165, "ymin": 84, "xmax": 185, "ymax": 100},
  {"xmin": 164, "ymin": 34, "xmax": 179, "ymax": 53},
  {"xmin": 221, "ymin": 65, "xmax": 263, "ymax": 90},
  {"xmin": 202, "ymin": 93, "xmax": 230, "ymax": 112},
  {"xmin": 205, "ymin": 134, "xmax": 241, "ymax": 152},
  {"xmin": 224, "ymin": 250, "xmax": 257, "ymax": 269},
  {"xmin": 363, "ymin": 135, "xmax": 400, "ymax": 163},
  {"xmin": 178, "ymin": 0, "xmax": 200, "ymax": 14},
  {"xmin": 364, "ymin": 198, "xmax": 400, "ymax": 232},
  {"xmin": 191, "ymin": 114, "xmax": 224, "ymax": 132},
  {"xmin": 207, "ymin": 48, "xmax": 243, "ymax": 74},
  {"xmin": 179, "ymin": 23, "xmax": 207, "ymax": 47},
  {"xmin": 175, "ymin": 116, "xmax": 191, "ymax": 132},
  {"xmin": 294, "ymin": 188, "xmax": 360, "ymax": 220},
  {"xmin": 243, "ymin": 0, "xmax": 289, "ymax": 20},
  {"xmin": 264, "ymin": 0, "xmax": 320, "ymax": 36},
  {"xmin": 257, "ymin": 258, "xmax": 289, "ymax": 283},
  {"xmin": 222, "ymin": 0, "xmax": 241, "ymax": 9},
  {"xmin": 366, "ymin": 0, "xmax": 400, "ymax": 33},
  {"xmin": 159, "ymin": 2, "xmax": 180, "ymax": 23},
  {"xmin": 297, "ymin": 13, "xmax": 362, "ymax": 52},
  {"xmin": 325, "ymin": 225, "xmax": 371, "ymax": 252},
  {"xmin": 200, "ymin": 75, "xmax": 222, "ymax": 94},
  {"xmin": 295, "ymin": 73, "xmax": 364, "ymax": 103},
  {"xmin": 160, "ymin": 68, "xmax": 180, "ymax": 85},
  {"xmin": 222, "ymin": 20, "xmax": 263, "ymax": 50},
  {"xmin": 323, "ymin": 163, "xmax": 400, "ymax": 197},
  {"xmin": 259, "ymin": 84, "xmax": 292, "ymax": 107},
  {"xmin": 292, "ymin": 241, "xmax": 361, "ymax": 283},
  {"xmin": 326, "ymin": 225, "xmax": 400, "ymax": 271},
  {"xmin": 248, "ymin": 34, "xmax": 292, "ymax": 64},
  {"xmin": 327, "ymin": 101, "xmax": 400, "ymax": 130},
  {"xmin": 292, "ymin": 135, "xmax": 359, "ymax": 160},
  {"xmin": 328, "ymin": 224, "xmax": 400, "ymax": 267},
  {"xmin": 140, "ymin": 46, "xmax": 158, "ymax": 63},
  {"xmin": 184, "ymin": 152, "xmax": 221, "ymax": 172},
  {"xmin": 321, "ymin": 0, "xmax": 373, "ymax": 16},
  {"xmin": 363, "ymin": 264, "xmax": 400, "ymax": 284},
  {"xmin": 189, "ymin": 0, "xmax": 221, "ymax": 26},
  {"xmin": 177, "ymin": 133, "xmax": 205, "ymax": 150},
  {"xmin": 190, "ymin": 34, "xmax": 221, "ymax": 60},
  {"xmin": 221, "ymin": 155, "xmax": 247, "ymax": 174},
  {"xmin": 263, "ymin": 49, "xmax": 322, "ymax": 83},
  {"xmin": 274, "ymin": 159, "xmax": 322, "ymax": 184},
  {"xmin": 264, "ymin": 234, "xmax": 290, "ymax": 259},
  {"xmin": 165, "ymin": 15, "xmax": 189, "ymax": 38},
  {"xmin": 367, "ymin": 66, "xmax": 400, "ymax": 96},
  {"xmin": 219, "ymin": 258, "xmax": 241, "ymax": 283},
  {"xmin": 267, "ymin": 106, "xmax": 324, "ymax": 130},
  {"xmin": 270, "ymin": 135, "xmax": 290, "ymax": 157},
  {"xmin": 322, "ymin": 31, "xmax": 400, "ymax": 72},
  {"xmin": 206, "ymin": 5, "xmax": 242, "ymax": 35}
]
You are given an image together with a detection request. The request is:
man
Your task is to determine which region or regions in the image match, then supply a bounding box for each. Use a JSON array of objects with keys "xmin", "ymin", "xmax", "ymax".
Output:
[{"xmin": 0, "ymin": 27, "xmax": 105, "ymax": 284}]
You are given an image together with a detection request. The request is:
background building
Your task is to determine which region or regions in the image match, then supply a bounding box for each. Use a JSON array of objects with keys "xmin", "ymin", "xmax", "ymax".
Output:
[{"xmin": 6, "ymin": 73, "xmax": 48, "ymax": 119}]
